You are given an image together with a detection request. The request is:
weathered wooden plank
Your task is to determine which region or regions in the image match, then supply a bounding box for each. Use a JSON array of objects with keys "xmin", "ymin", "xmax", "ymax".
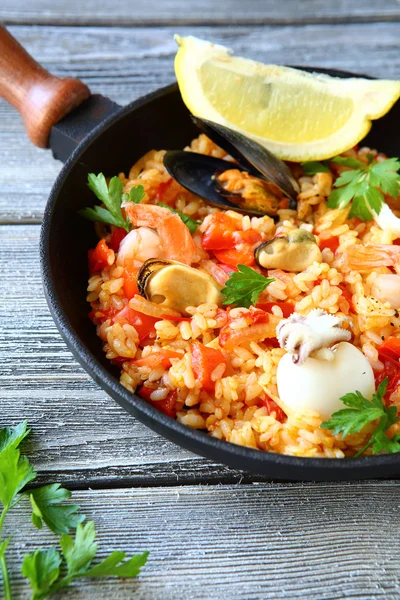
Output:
[
  {"xmin": 0, "ymin": 23, "xmax": 399, "ymax": 222},
  {"xmin": 0, "ymin": 224, "xmax": 271, "ymax": 485},
  {"xmin": 1, "ymin": 0, "xmax": 399, "ymax": 25},
  {"xmin": 4, "ymin": 484, "xmax": 400, "ymax": 599}
]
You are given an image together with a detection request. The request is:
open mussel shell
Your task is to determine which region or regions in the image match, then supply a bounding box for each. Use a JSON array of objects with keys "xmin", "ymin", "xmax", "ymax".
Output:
[
  {"xmin": 163, "ymin": 150, "xmax": 266, "ymax": 215},
  {"xmin": 191, "ymin": 116, "xmax": 300, "ymax": 201}
]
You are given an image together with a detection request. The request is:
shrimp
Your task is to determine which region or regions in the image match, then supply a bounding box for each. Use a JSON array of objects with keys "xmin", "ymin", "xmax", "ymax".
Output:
[
  {"xmin": 371, "ymin": 274, "xmax": 400, "ymax": 309},
  {"xmin": 341, "ymin": 243, "xmax": 400, "ymax": 273},
  {"xmin": 124, "ymin": 204, "xmax": 198, "ymax": 265},
  {"xmin": 116, "ymin": 227, "xmax": 163, "ymax": 267}
]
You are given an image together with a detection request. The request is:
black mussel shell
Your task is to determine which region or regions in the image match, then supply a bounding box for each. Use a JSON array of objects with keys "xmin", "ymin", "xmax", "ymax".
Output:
[
  {"xmin": 163, "ymin": 150, "xmax": 266, "ymax": 215},
  {"xmin": 191, "ymin": 116, "xmax": 300, "ymax": 201}
]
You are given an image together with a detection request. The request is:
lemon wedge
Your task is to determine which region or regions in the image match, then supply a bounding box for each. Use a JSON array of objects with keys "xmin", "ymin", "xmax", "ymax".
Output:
[{"xmin": 174, "ymin": 35, "xmax": 400, "ymax": 161}]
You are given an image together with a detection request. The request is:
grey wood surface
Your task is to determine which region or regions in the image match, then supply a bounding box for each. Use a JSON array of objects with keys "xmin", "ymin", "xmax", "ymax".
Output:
[
  {"xmin": 1, "ymin": 0, "xmax": 399, "ymax": 25},
  {"xmin": 1, "ymin": 4, "xmax": 400, "ymax": 599},
  {"xmin": 4, "ymin": 484, "xmax": 400, "ymax": 600}
]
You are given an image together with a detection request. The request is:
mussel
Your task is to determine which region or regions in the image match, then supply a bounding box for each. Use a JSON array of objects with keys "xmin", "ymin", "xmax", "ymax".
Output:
[
  {"xmin": 137, "ymin": 258, "xmax": 223, "ymax": 315},
  {"xmin": 163, "ymin": 116, "xmax": 300, "ymax": 217},
  {"xmin": 254, "ymin": 229, "xmax": 322, "ymax": 272}
]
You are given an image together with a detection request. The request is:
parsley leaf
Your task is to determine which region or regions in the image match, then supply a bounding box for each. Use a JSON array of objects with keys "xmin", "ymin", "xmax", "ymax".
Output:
[
  {"xmin": 60, "ymin": 521, "xmax": 98, "ymax": 578},
  {"xmin": 83, "ymin": 550, "xmax": 149, "ymax": 578},
  {"xmin": 28, "ymin": 484, "xmax": 85, "ymax": 535},
  {"xmin": 0, "ymin": 421, "xmax": 36, "ymax": 510},
  {"xmin": 327, "ymin": 157, "xmax": 400, "ymax": 221},
  {"xmin": 22, "ymin": 548, "xmax": 62, "ymax": 600},
  {"xmin": 158, "ymin": 202, "xmax": 200, "ymax": 234},
  {"xmin": 80, "ymin": 174, "xmax": 144, "ymax": 232},
  {"xmin": 221, "ymin": 264, "xmax": 275, "ymax": 308},
  {"xmin": 321, "ymin": 379, "xmax": 400, "ymax": 455},
  {"xmin": 301, "ymin": 161, "xmax": 331, "ymax": 175}
]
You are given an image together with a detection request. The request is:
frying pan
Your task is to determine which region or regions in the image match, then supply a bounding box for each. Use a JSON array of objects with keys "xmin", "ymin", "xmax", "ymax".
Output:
[{"xmin": 1, "ymin": 27, "xmax": 399, "ymax": 481}]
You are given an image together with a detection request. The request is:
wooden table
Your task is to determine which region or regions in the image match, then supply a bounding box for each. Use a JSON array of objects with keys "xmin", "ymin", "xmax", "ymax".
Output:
[{"xmin": 1, "ymin": 2, "xmax": 400, "ymax": 598}]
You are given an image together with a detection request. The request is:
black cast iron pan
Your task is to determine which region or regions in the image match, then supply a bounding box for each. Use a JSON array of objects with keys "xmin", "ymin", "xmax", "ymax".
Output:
[{"xmin": 1, "ymin": 26, "xmax": 399, "ymax": 481}]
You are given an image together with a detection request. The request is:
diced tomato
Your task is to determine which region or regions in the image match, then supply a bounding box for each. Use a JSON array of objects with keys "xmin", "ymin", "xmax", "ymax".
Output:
[
  {"xmin": 375, "ymin": 337, "xmax": 400, "ymax": 400},
  {"xmin": 88, "ymin": 305, "xmax": 119, "ymax": 325},
  {"xmin": 233, "ymin": 229, "xmax": 263, "ymax": 245},
  {"xmin": 123, "ymin": 264, "xmax": 139, "ymax": 300},
  {"xmin": 108, "ymin": 227, "xmax": 127, "ymax": 252},
  {"xmin": 113, "ymin": 306, "xmax": 159, "ymax": 342},
  {"xmin": 213, "ymin": 246, "xmax": 255, "ymax": 267},
  {"xmin": 191, "ymin": 341, "xmax": 227, "ymax": 393},
  {"xmin": 134, "ymin": 350, "xmax": 182, "ymax": 369},
  {"xmin": 201, "ymin": 213, "xmax": 239, "ymax": 250},
  {"xmin": 338, "ymin": 284, "xmax": 354, "ymax": 311},
  {"xmin": 156, "ymin": 178, "xmax": 174, "ymax": 202},
  {"xmin": 138, "ymin": 386, "xmax": 178, "ymax": 418},
  {"xmin": 319, "ymin": 236, "xmax": 340, "ymax": 253},
  {"xmin": 259, "ymin": 395, "xmax": 286, "ymax": 422},
  {"xmin": 156, "ymin": 178, "xmax": 182, "ymax": 205},
  {"xmin": 88, "ymin": 239, "xmax": 114, "ymax": 274},
  {"xmin": 256, "ymin": 301, "xmax": 294, "ymax": 318}
]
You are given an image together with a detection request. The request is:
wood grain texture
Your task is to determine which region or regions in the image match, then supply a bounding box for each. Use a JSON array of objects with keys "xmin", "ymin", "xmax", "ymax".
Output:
[
  {"xmin": 4, "ymin": 484, "xmax": 400, "ymax": 600},
  {"xmin": 0, "ymin": 23, "xmax": 399, "ymax": 222},
  {"xmin": 1, "ymin": 0, "xmax": 399, "ymax": 25}
]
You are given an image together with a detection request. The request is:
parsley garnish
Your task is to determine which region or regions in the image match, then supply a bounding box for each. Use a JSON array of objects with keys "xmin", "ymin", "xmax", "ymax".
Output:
[
  {"xmin": 158, "ymin": 202, "xmax": 200, "ymax": 234},
  {"xmin": 301, "ymin": 161, "xmax": 331, "ymax": 175},
  {"xmin": 327, "ymin": 157, "xmax": 400, "ymax": 221},
  {"xmin": 80, "ymin": 173, "xmax": 145, "ymax": 232},
  {"xmin": 321, "ymin": 379, "xmax": 400, "ymax": 456},
  {"xmin": 221, "ymin": 264, "xmax": 275, "ymax": 309},
  {"xmin": 0, "ymin": 421, "xmax": 148, "ymax": 599}
]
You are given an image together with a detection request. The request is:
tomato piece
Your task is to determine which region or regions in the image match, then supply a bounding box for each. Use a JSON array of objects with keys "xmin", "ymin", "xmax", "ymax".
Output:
[
  {"xmin": 256, "ymin": 301, "xmax": 294, "ymax": 318},
  {"xmin": 109, "ymin": 227, "xmax": 127, "ymax": 252},
  {"xmin": 138, "ymin": 386, "xmax": 178, "ymax": 418},
  {"xmin": 201, "ymin": 213, "xmax": 238, "ymax": 250},
  {"xmin": 88, "ymin": 305, "xmax": 119, "ymax": 325},
  {"xmin": 338, "ymin": 284, "xmax": 354, "ymax": 310},
  {"xmin": 156, "ymin": 178, "xmax": 174, "ymax": 202},
  {"xmin": 375, "ymin": 337, "xmax": 400, "ymax": 400},
  {"xmin": 191, "ymin": 341, "xmax": 227, "ymax": 392},
  {"xmin": 319, "ymin": 236, "xmax": 339, "ymax": 253},
  {"xmin": 123, "ymin": 264, "xmax": 139, "ymax": 300},
  {"xmin": 213, "ymin": 246, "xmax": 255, "ymax": 267},
  {"xmin": 134, "ymin": 350, "xmax": 182, "ymax": 369},
  {"xmin": 259, "ymin": 395, "xmax": 286, "ymax": 422},
  {"xmin": 232, "ymin": 229, "xmax": 262, "ymax": 245},
  {"xmin": 113, "ymin": 306, "xmax": 159, "ymax": 342},
  {"xmin": 88, "ymin": 239, "xmax": 114, "ymax": 274},
  {"xmin": 160, "ymin": 314, "xmax": 192, "ymax": 322},
  {"xmin": 378, "ymin": 337, "xmax": 400, "ymax": 364}
]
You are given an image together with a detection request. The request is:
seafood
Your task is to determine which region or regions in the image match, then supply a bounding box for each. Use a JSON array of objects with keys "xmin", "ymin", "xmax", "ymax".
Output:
[
  {"xmin": 254, "ymin": 229, "xmax": 322, "ymax": 272},
  {"xmin": 137, "ymin": 258, "xmax": 222, "ymax": 315},
  {"xmin": 163, "ymin": 117, "xmax": 299, "ymax": 216},
  {"xmin": 124, "ymin": 203, "xmax": 198, "ymax": 265}
]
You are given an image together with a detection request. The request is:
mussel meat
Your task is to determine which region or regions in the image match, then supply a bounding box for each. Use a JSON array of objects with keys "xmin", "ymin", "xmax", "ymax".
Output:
[
  {"xmin": 163, "ymin": 116, "xmax": 300, "ymax": 217},
  {"xmin": 137, "ymin": 258, "xmax": 223, "ymax": 315},
  {"xmin": 254, "ymin": 229, "xmax": 322, "ymax": 272}
]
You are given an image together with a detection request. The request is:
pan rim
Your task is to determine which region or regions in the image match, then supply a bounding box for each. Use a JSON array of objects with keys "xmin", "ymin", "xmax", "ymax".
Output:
[{"xmin": 40, "ymin": 73, "xmax": 400, "ymax": 481}]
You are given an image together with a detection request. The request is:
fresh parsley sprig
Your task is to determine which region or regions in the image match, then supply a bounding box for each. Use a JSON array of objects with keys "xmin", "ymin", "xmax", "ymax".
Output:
[
  {"xmin": 158, "ymin": 202, "xmax": 200, "ymax": 234},
  {"xmin": 321, "ymin": 378, "xmax": 400, "ymax": 456},
  {"xmin": 327, "ymin": 157, "xmax": 400, "ymax": 221},
  {"xmin": 80, "ymin": 173, "xmax": 145, "ymax": 232},
  {"xmin": 0, "ymin": 421, "xmax": 148, "ymax": 600},
  {"xmin": 221, "ymin": 264, "xmax": 275, "ymax": 309}
]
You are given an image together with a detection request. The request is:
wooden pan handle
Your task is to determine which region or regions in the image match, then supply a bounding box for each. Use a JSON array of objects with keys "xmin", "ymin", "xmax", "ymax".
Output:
[{"xmin": 0, "ymin": 26, "xmax": 90, "ymax": 148}]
